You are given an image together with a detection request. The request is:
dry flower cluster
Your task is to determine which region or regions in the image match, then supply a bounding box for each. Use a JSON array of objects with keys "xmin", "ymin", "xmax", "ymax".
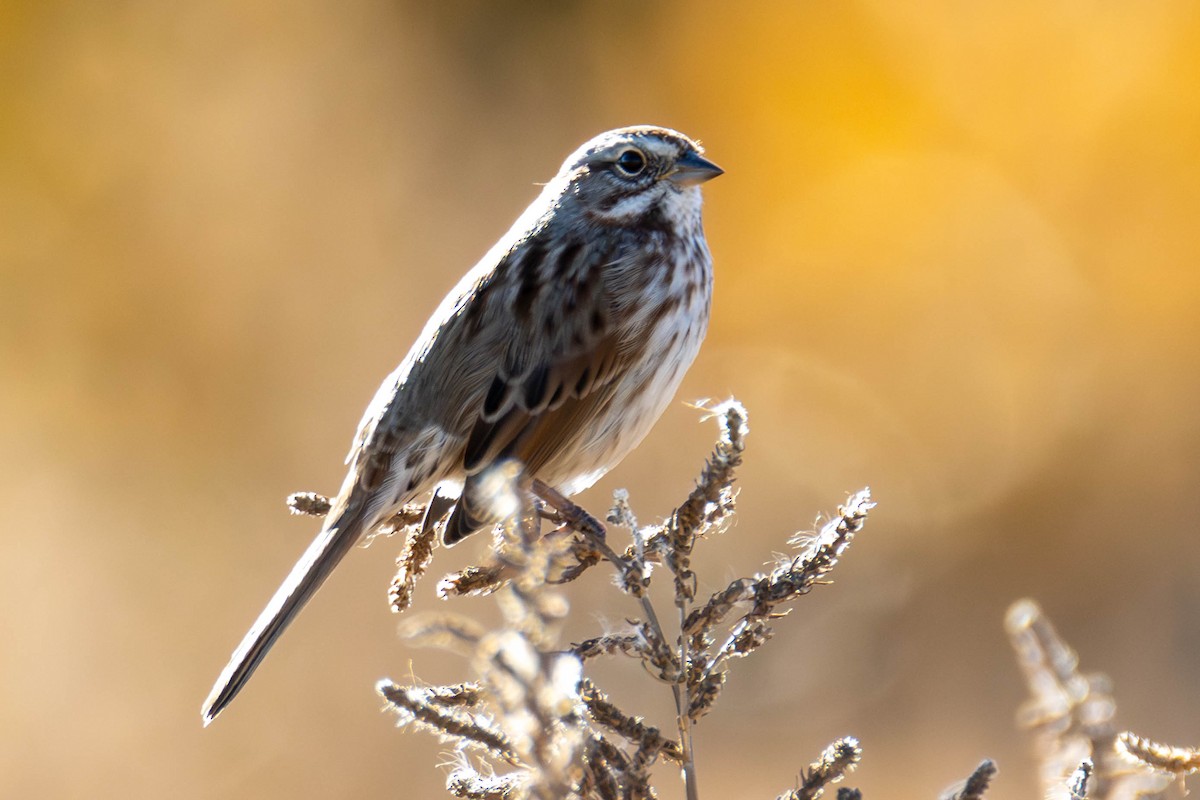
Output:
[
  {"xmin": 1006, "ymin": 599, "xmax": 1198, "ymax": 800},
  {"xmin": 287, "ymin": 401, "xmax": 1198, "ymax": 800}
]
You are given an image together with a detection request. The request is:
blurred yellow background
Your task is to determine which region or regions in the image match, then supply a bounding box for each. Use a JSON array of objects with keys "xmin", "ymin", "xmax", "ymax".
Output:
[{"xmin": 3, "ymin": 2, "xmax": 1199, "ymax": 797}]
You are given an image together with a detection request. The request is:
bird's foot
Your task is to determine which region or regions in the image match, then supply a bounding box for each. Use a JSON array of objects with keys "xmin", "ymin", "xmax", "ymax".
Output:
[{"xmin": 530, "ymin": 479, "xmax": 607, "ymax": 542}]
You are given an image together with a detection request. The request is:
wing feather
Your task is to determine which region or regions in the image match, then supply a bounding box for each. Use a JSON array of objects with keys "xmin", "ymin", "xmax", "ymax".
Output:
[
  {"xmin": 460, "ymin": 236, "xmax": 624, "ymax": 476},
  {"xmin": 344, "ymin": 229, "xmax": 625, "ymax": 544}
]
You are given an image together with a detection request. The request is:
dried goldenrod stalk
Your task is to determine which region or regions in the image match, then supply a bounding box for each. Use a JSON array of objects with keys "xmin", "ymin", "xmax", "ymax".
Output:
[
  {"xmin": 568, "ymin": 618, "xmax": 681, "ymax": 681},
  {"xmin": 287, "ymin": 488, "xmax": 435, "ymax": 612},
  {"xmin": 692, "ymin": 488, "xmax": 874, "ymax": 687},
  {"xmin": 1068, "ymin": 759, "xmax": 1093, "ymax": 800},
  {"xmin": 424, "ymin": 682, "xmax": 485, "ymax": 709},
  {"xmin": 660, "ymin": 400, "xmax": 747, "ymax": 604},
  {"xmin": 378, "ymin": 680, "xmax": 517, "ymax": 763},
  {"xmin": 687, "ymin": 488, "xmax": 873, "ymax": 637},
  {"xmin": 777, "ymin": 737, "xmax": 862, "ymax": 800},
  {"xmin": 570, "ymin": 631, "xmax": 647, "ymax": 662},
  {"xmin": 1007, "ymin": 599, "xmax": 1177, "ymax": 800},
  {"xmin": 382, "ymin": 493, "xmax": 589, "ymax": 800},
  {"xmin": 581, "ymin": 734, "xmax": 631, "ymax": 800},
  {"xmin": 1117, "ymin": 732, "xmax": 1200, "ymax": 775},
  {"xmin": 286, "ymin": 491, "xmax": 332, "ymax": 517},
  {"xmin": 438, "ymin": 564, "xmax": 511, "ymax": 599},
  {"xmin": 578, "ymin": 678, "xmax": 683, "ymax": 764},
  {"xmin": 939, "ymin": 760, "xmax": 998, "ymax": 800},
  {"xmin": 572, "ymin": 621, "xmax": 678, "ymax": 682},
  {"xmin": 390, "ymin": 516, "xmax": 440, "ymax": 612},
  {"xmin": 371, "ymin": 401, "xmax": 958, "ymax": 799},
  {"xmin": 286, "ymin": 490, "xmax": 427, "ymax": 535},
  {"xmin": 446, "ymin": 766, "xmax": 525, "ymax": 799}
]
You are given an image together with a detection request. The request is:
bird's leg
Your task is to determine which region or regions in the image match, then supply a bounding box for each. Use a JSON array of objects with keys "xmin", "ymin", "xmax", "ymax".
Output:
[
  {"xmin": 530, "ymin": 480, "xmax": 619, "ymax": 587},
  {"xmin": 419, "ymin": 488, "xmax": 457, "ymax": 537},
  {"xmin": 529, "ymin": 479, "xmax": 606, "ymax": 541},
  {"xmin": 532, "ymin": 497, "xmax": 557, "ymax": 524},
  {"xmin": 533, "ymin": 500, "xmax": 575, "ymax": 543}
]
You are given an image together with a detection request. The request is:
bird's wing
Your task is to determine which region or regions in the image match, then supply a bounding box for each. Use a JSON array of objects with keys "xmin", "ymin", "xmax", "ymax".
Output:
[
  {"xmin": 460, "ymin": 236, "xmax": 629, "ymax": 477},
  {"xmin": 439, "ymin": 235, "xmax": 633, "ymax": 543}
]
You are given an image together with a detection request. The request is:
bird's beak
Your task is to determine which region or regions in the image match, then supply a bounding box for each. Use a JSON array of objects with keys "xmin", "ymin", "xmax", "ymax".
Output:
[{"xmin": 666, "ymin": 151, "xmax": 724, "ymax": 187}]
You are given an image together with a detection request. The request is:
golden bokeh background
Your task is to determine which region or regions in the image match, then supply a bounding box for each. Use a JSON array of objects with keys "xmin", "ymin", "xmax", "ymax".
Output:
[{"xmin": 3, "ymin": 2, "xmax": 1199, "ymax": 797}]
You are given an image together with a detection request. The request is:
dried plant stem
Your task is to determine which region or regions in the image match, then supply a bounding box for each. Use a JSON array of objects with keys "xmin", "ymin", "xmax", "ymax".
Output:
[
  {"xmin": 674, "ymin": 601, "xmax": 700, "ymax": 800},
  {"xmin": 530, "ymin": 477, "xmax": 702, "ymax": 799},
  {"xmin": 373, "ymin": 400, "xmax": 901, "ymax": 798},
  {"xmin": 583, "ymin": 571, "xmax": 701, "ymax": 798},
  {"xmin": 1007, "ymin": 599, "xmax": 1182, "ymax": 800}
]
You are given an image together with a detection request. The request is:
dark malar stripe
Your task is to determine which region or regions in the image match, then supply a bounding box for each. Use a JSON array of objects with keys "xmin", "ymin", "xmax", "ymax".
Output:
[
  {"xmin": 595, "ymin": 183, "xmax": 642, "ymax": 213},
  {"xmin": 637, "ymin": 204, "xmax": 677, "ymax": 237}
]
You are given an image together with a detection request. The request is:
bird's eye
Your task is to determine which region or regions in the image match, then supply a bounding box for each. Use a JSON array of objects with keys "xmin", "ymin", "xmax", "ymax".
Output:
[{"xmin": 613, "ymin": 148, "xmax": 647, "ymax": 178}]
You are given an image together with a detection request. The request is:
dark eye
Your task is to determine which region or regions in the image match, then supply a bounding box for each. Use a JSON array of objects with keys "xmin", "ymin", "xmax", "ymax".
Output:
[{"xmin": 614, "ymin": 148, "xmax": 647, "ymax": 177}]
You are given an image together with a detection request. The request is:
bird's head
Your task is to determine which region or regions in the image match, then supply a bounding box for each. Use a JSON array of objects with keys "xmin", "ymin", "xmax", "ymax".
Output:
[{"xmin": 554, "ymin": 126, "xmax": 723, "ymax": 227}]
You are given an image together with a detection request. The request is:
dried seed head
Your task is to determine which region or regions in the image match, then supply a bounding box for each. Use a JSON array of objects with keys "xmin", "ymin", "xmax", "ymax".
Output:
[
  {"xmin": 1067, "ymin": 758, "xmax": 1092, "ymax": 800},
  {"xmin": 439, "ymin": 564, "xmax": 511, "ymax": 599},
  {"xmin": 778, "ymin": 737, "xmax": 862, "ymax": 800},
  {"xmin": 939, "ymin": 759, "xmax": 997, "ymax": 800},
  {"xmin": 1117, "ymin": 732, "xmax": 1200, "ymax": 775},
  {"xmin": 286, "ymin": 491, "xmax": 331, "ymax": 517},
  {"xmin": 389, "ymin": 515, "xmax": 440, "ymax": 613}
]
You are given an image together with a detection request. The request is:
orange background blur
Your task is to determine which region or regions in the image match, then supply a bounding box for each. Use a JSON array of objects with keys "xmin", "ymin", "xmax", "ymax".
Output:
[{"xmin": 3, "ymin": 2, "xmax": 1199, "ymax": 798}]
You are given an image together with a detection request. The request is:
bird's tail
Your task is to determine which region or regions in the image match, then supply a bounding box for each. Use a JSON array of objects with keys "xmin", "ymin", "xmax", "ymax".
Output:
[{"xmin": 201, "ymin": 503, "xmax": 368, "ymax": 725}]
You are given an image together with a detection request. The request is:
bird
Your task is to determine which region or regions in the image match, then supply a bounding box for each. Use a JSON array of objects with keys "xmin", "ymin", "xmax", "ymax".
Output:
[{"xmin": 202, "ymin": 125, "xmax": 722, "ymax": 725}]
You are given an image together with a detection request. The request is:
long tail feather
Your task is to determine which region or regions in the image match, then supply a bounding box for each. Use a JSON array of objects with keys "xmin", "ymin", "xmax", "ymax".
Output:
[{"xmin": 202, "ymin": 506, "xmax": 367, "ymax": 725}]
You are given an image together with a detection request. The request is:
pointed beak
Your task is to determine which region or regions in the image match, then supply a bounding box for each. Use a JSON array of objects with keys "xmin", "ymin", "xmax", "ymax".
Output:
[{"xmin": 667, "ymin": 151, "xmax": 724, "ymax": 187}]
